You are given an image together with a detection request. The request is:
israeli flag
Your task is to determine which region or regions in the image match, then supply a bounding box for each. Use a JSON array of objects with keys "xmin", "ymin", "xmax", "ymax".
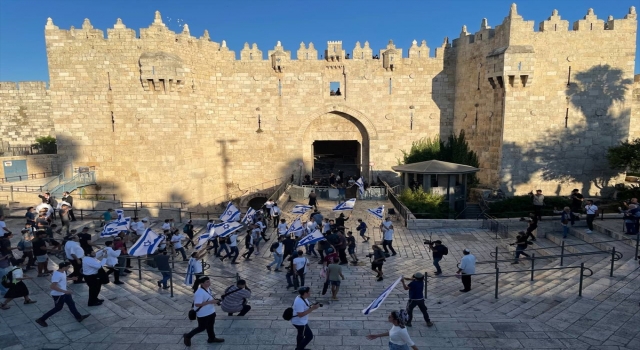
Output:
[
  {"xmin": 241, "ymin": 207, "xmax": 256, "ymax": 225},
  {"xmin": 333, "ymin": 198, "xmax": 356, "ymax": 211},
  {"xmin": 355, "ymin": 177, "xmax": 365, "ymax": 196},
  {"xmin": 185, "ymin": 259, "xmax": 197, "ymax": 285},
  {"xmin": 292, "ymin": 204, "xmax": 313, "ymax": 215},
  {"xmin": 206, "ymin": 221, "xmax": 216, "ymax": 233},
  {"xmin": 286, "ymin": 218, "xmax": 304, "ymax": 236},
  {"xmin": 296, "ymin": 229, "xmax": 325, "ymax": 247},
  {"xmin": 214, "ymin": 221, "xmax": 243, "ymax": 238},
  {"xmin": 362, "ymin": 276, "xmax": 402, "ymax": 315},
  {"xmin": 100, "ymin": 209, "xmax": 131, "ymax": 237},
  {"xmin": 367, "ymin": 205, "xmax": 385, "ymax": 220},
  {"xmin": 220, "ymin": 202, "xmax": 241, "ymax": 222},
  {"xmin": 194, "ymin": 233, "xmax": 211, "ymax": 251},
  {"xmin": 129, "ymin": 228, "xmax": 163, "ymax": 257}
]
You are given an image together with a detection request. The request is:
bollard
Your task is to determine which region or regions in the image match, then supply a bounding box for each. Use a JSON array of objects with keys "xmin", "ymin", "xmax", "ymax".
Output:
[
  {"xmin": 494, "ymin": 268, "xmax": 499, "ymax": 299},
  {"xmin": 578, "ymin": 263, "xmax": 584, "ymax": 297},
  {"xmin": 530, "ymin": 253, "xmax": 535, "ymax": 281},
  {"xmin": 560, "ymin": 241, "xmax": 565, "ymax": 266},
  {"xmin": 137, "ymin": 257, "xmax": 142, "ymax": 280},
  {"xmin": 610, "ymin": 247, "xmax": 616, "ymax": 277},
  {"xmin": 169, "ymin": 269, "xmax": 174, "ymax": 298}
]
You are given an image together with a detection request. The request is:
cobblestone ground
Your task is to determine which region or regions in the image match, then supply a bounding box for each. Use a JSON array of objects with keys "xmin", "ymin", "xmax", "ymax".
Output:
[{"xmin": 1, "ymin": 199, "xmax": 639, "ymax": 350}]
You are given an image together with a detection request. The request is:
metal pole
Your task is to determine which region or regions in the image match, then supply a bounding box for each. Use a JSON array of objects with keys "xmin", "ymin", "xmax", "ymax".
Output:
[
  {"xmin": 494, "ymin": 268, "xmax": 499, "ymax": 299},
  {"xmin": 135, "ymin": 202, "xmax": 138, "ymax": 218},
  {"xmin": 170, "ymin": 254, "xmax": 175, "ymax": 297},
  {"xmin": 635, "ymin": 233, "xmax": 639, "ymax": 261},
  {"xmin": 169, "ymin": 269, "xmax": 174, "ymax": 298},
  {"xmin": 80, "ymin": 209, "xmax": 84, "ymax": 221},
  {"xmin": 138, "ymin": 257, "xmax": 142, "ymax": 280},
  {"xmin": 530, "ymin": 253, "xmax": 535, "ymax": 281},
  {"xmin": 578, "ymin": 263, "xmax": 584, "ymax": 297},
  {"xmin": 424, "ymin": 271, "xmax": 428, "ymax": 300},
  {"xmin": 494, "ymin": 247, "xmax": 498, "ymax": 270},
  {"xmin": 560, "ymin": 241, "xmax": 565, "ymax": 266},
  {"xmin": 610, "ymin": 247, "xmax": 616, "ymax": 277}
]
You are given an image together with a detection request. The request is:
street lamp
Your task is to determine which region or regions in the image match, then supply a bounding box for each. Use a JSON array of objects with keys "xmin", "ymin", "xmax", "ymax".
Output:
[
  {"xmin": 256, "ymin": 107, "xmax": 263, "ymax": 133},
  {"xmin": 298, "ymin": 161, "xmax": 304, "ymax": 186}
]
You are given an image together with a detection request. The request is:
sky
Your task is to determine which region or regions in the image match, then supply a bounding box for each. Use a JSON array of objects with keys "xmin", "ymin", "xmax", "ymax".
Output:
[{"xmin": 0, "ymin": 0, "xmax": 638, "ymax": 82}]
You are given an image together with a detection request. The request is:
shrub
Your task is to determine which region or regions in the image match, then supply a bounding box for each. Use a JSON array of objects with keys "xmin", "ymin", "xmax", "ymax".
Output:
[
  {"xmin": 398, "ymin": 187, "xmax": 449, "ymax": 218},
  {"xmin": 32, "ymin": 136, "xmax": 57, "ymax": 154},
  {"xmin": 488, "ymin": 195, "xmax": 571, "ymax": 218}
]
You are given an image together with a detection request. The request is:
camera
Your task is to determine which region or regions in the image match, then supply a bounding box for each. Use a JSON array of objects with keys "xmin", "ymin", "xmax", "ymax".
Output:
[
  {"xmin": 366, "ymin": 253, "xmax": 373, "ymax": 258},
  {"xmin": 423, "ymin": 239, "xmax": 433, "ymax": 245},
  {"xmin": 313, "ymin": 302, "xmax": 323, "ymax": 307}
]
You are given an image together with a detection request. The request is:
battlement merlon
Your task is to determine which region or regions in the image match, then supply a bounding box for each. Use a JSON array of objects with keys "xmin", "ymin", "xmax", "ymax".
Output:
[{"xmin": 0, "ymin": 81, "xmax": 48, "ymax": 91}]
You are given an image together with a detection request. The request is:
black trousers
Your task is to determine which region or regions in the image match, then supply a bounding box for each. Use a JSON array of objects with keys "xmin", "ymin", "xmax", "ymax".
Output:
[
  {"xmin": 382, "ymin": 240, "xmax": 396, "ymax": 255},
  {"xmin": 461, "ymin": 273, "xmax": 471, "ymax": 291},
  {"xmin": 186, "ymin": 313, "xmax": 216, "ymax": 340},
  {"xmin": 293, "ymin": 324, "xmax": 314, "ymax": 350},
  {"xmin": 406, "ymin": 299, "xmax": 431, "ymax": 323},
  {"xmin": 227, "ymin": 304, "xmax": 251, "ymax": 316},
  {"xmin": 337, "ymin": 248, "xmax": 348, "ymax": 264},
  {"xmin": 69, "ymin": 259, "xmax": 83, "ymax": 282},
  {"xmin": 69, "ymin": 209, "xmax": 76, "ymax": 221},
  {"xmin": 106, "ymin": 267, "xmax": 120, "ymax": 283},
  {"xmin": 273, "ymin": 216, "xmax": 280, "ymax": 228},
  {"xmin": 533, "ymin": 205, "xmax": 543, "ymax": 220},
  {"xmin": 586, "ymin": 214, "xmax": 596, "ymax": 231},
  {"xmin": 84, "ymin": 274, "xmax": 102, "ymax": 304}
]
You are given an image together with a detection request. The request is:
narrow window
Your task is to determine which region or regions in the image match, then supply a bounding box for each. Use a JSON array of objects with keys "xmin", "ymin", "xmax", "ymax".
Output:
[
  {"xmin": 250, "ymin": 53, "xmax": 253, "ymax": 60},
  {"xmin": 565, "ymin": 108, "xmax": 569, "ymax": 128},
  {"xmin": 152, "ymin": 66, "xmax": 155, "ymax": 75},
  {"xmin": 329, "ymin": 82, "xmax": 341, "ymax": 96},
  {"xmin": 278, "ymin": 79, "xmax": 282, "ymax": 96},
  {"xmin": 389, "ymin": 78, "xmax": 392, "ymax": 94},
  {"xmin": 567, "ymin": 66, "xmax": 572, "ymax": 86},
  {"xmin": 477, "ymin": 72, "xmax": 481, "ymax": 90},
  {"xmin": 107, "ymin": 72, "xmax": 111, "ymax": 91},
  {"xmin": 111, "ymin": 111, "xmax": 115, "ymax": 132},
  {"xmin": 554, "ymin": 24, "xmax": 557, "ymax": 31},
  {"xmin": 306, "ymin": 53, "xmax": 309, "ymax": 59}
]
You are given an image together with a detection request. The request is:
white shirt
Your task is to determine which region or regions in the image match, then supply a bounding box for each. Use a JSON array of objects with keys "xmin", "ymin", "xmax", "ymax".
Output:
[
  {"xmin": 264, "ymin": 201, "xmax": 274, "ymax": 209},
  {"xmin": 162, "ymin": 223, "xmax": 171, "ymax": 231},
  {"xmin": 229, "ymin": 234, "xmax": 238, "ymax": 247},
  {"xmin": 322, "ymin": 222, "xmax": 331, "ymax": 233},
  {"xmin": 131, "ymin": 221, "xmax": 145, "ymax": 234},
  {"xmin": 382, "ymin": 221, "xmax": 394, "ymax": 240},
  {"xmin": 460, "ymin": 254, "xmax": 477, "ymax": 274},
  {"xmin": 82, "ymin": 256, "xmax": 106, "ymax": 275},
  {"xmin": 389, "ymin": 325, "xmax": 415, "ymax": 346},
  {"xmin": 251, "ymin": 228, "xmax": 261, "ymax": 239},
  {"xmin": 275, "ymin": 242, "xmax": 284, "ymax": 255},
  {"xmin": 103, "ymin": 247, "xmax": 121, "ymax": 267},
  {"xmin": 291, "ymin": 296, "xmax": 310, "ymax": 326},
  {"xmin": 0, "ymin": 221, "xmax": 6, "ymax": 235},
  {"xmin": 189, "ymin": 257, "xmax": 203, "ymax": 274},
  {"xmin": 293, "ymin": 256, "xmax": 308, "ymax": 273},
  {"xmin": 306, "ymin": 222, "xmax": 316, "ymax": 233},
  {"xmin": 585, "ymin": 204, "xmax": 598, "ymax": 215},
  {"xmin": 36, "ymin": 203, "xmax": 53, "ymax": 218},
  {"xmin": 271, "ymin": 206, "xmax": 281, "ymax": 217},
  {"xmin": 278, "ymin": 223, "xmax": 288, "ymax": 235},
  {"xmin": 256, "ymin": 221, "xmax": 265, "ymax": 231},
  {"xmin": 64, "ymin": 241, "xmax": 84, "ymax": 260},
  {"xmin": 50, "ymin": 270, "xmax": 68, "ymax": 296},
  {"xmin": 171, "ymin": 234, "xmax": 184, "ymax": 249},
  {"xmin": 193, "ymin": 287, "xmax": 215, "ymax": 317}
]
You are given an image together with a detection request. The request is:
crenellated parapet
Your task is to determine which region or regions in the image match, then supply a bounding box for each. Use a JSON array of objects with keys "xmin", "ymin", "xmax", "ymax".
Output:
[
  {"xmin": 352, "ymin": 41, "xmax": 373, "ymax": 60},
  {"xmin": 240, "ymin": 43, "xmax": 263, "ymax": 61},
  {"xmin": 380, "ymin": 40, "xmax": 402, "ymax": 71},
  {"xmin": 408, "ymin": 40, "xmax": 429, "ymax": 59},
  {"xmin": 297, "ymin": 42, "xmax": 317, "ymax": 61},
  {"xmin": 268, "ymin": 42, "xmax": 291, "ymax": 72}
]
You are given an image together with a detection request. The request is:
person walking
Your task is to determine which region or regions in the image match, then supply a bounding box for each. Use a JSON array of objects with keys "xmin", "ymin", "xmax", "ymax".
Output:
[
  {"xmin": 183, "ymin": 220, "xmax": 195, "ymax": 249},
  {"xmin": 327, "ymin": 258, "xmax": 344, "ymax": 300},
  {"xmin": 584, "ymin": 200, "xmax": 598, "ymax": 233},
  {"xmin": 456, "ymin": 249, "xmax": 476, "ymax": 292},
  {"xmin": 560, "ymin": 206, "xmax": 571, "ymax": 238},
  {"xmin": 61, "ymin": 191, "xmax": 76, "ymax": 221},
  {"xmin": 17, "ymin": 230, "xmax": 35, "ymax": 270},
  {"xmin": 308, "ymin": 190, "xmax": 318, "ymax": 210},
  {"xmin": 58, "ymin": 204, "xmax": 71, "ymax": 237},
  {"xmin": 220, "ymin": 279, "xmax": 252, "ymax": 316},
  {"xmin": 82, "ymin": 250, "xmax": 107, "ymax": 306},
  {"xmin": 366, "ymin": 310, "xmax": 419, "ymax": 350},
  {"xmin": 171, "ymin": 230, "xmax": 188, "ymax": 261},
  {"xmin": 291, "ymin": 286, "xmax": 320, "ymax": 350},
  {"xmin": 427, "ymin": 240, "xmax": 447, "ymax": 275},
  {"xmin": 64, "ymin": 235, "xmax": 85, "ymax": 283},
  {"xmin": 183, "ymin": 277, "xmax": 224, "ymax": 346},
  {"xmin": 271, "ymin": 203, "xmax": 281, "ymax": 229},
  {"xmin": 242, "ymin": 231, "xmax": 255, "ymax": 260},
  {"xmin": 266, "ymin": 235, "xmax": 284, "ymax": 271},
  {"xmin": 370, "ymin": 245, "xmax": 385, "ymax": 281},
  {"xmin": 380, "ymin": 218, "xmax": 396, "ymax": 256},
  {"xmin": 0, "ymin": 258, "xmax": 37, "ymax": 310},
  {"xmin": 511, "ymin": 231, "xmax": 531, "ymax": 264},
  {"xmin": 154, "ymin": 251, "xmax": 171, "ymax": 289},
  {"xmin": 570, "ymin": 189, "xmax": 584, "ymax": 225},
  {"xmin": 102, "ymin": 241, "xmax": 123, "ymax": 285},
  {"xmin": 401, "ymin": 273, "xmax": 433, "ymax": 328},
  {"xmin": 346, "ymin": 231, "xmax": 358, "ymax": 264},
  {"xmin": 356, "ymin": 219, "xmax": 370, "ymax": 242},
  {"xmin": 530, "ymin": 190, "xmax": 545, "ymax": 221},
  {"xmin": 335, "ymin": 231, "xmax": 349, "ymax": 265},
  {"xmin": 35, "ymin": 262, "xmax": 90, "ymax": 327},
  {"xmin": 220, "ymin": 232, "xmax": 240, "ymax": 264}
]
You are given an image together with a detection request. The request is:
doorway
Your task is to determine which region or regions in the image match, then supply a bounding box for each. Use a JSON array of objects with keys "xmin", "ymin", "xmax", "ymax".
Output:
[{"xmin": 313, "ymin": 140, "xmax": 360, "ymax": 182}]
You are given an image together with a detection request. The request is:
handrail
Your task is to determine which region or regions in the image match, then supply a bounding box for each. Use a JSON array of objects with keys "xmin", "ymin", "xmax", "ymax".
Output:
[
  {"xmin": 198, "ymin": 176, "xmax": 288, "ymax": 208},
  {"xmin": 491, "ymin": 236, "xmax": 638, "ymax": 256},
  {"xmin": 481, "ymin": 250, "xmax": 614, "ymax": 265},
  {"xmin": 121, "ymin": 201, "xmax": 186, "ymax": 209},
  {"xmin": 42, "ymin": 173, "xmax": 65, "ymax": 192},
  {"xmin": 0, "ymin": 171, "xmax": 56, "ymax": 183}
]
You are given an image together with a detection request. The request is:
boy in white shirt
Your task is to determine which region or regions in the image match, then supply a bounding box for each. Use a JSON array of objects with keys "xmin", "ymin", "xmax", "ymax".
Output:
[
  {"xmin": 35, "ymin": 262, "xmax": 90, "ymax": 327},
  {"xmin": 171, "ymin": 232, "xmax": 188, "ymax": 261}
]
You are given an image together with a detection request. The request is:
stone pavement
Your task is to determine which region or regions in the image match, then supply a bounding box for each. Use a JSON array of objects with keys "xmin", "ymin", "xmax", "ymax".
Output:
[{"xmin": 1, "ymin": 199, "xmax": 640, "ymax": 350}]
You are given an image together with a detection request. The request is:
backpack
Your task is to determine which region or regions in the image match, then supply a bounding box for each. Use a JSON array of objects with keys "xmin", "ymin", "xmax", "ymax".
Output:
[
  {"xmin": 183, "ymin": 225, "xmax": 189, "ymax": 233},
  {"xmin": 270, "ymin": 242, "xmax": 279, "ymax": 253},
  {"xmin": 1, "ymin": 267, "xmax": 19, "ymax": 288},
  {"xmin": 441, "ymin": 245, "xmax": 449, "ymax": 255}
]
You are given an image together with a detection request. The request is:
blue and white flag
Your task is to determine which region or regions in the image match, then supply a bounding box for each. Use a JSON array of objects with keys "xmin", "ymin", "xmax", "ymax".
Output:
[
  {"xmin": 100, "ymin": 209, "xmax": 131, "ymax": 237},
  {"xmin": 185, "ymin": 259, "xmax": 198, "ymax": 285},
  {"xmin": 206, "ymin": 221, "xmax": 216, "ymax": 233},
  {"xmin": 362, "ymin": 276, "xmax": 402, "ymax": 315},
  {"xmin": 241, "ymin": 207, "xmax": 256, "ymax": 225},
  {"xmin": 296, "ymin": 229, "xmax": 325, "ymax": 247},
  {"xmin": 333, "ymin": 198, "xmax": 356, "ymax": 211},
  {"xmin": 220, "ymin": 202, "xmax": 241, "ymax": 222},
  {"xmin": 292, "ymin": 204, "xmax": 313, "ymax": 215},
  {"xmin": 356, "ymin": 177, "xmax": 365, "ymax": 196},
  {"xmin": 129, "ymin": 228, "xmax": 163, "ymax": 257},
  {"xmin": 194, "ymin": 233, "xmax": 211, "ymax": 251},
  {"xmin": 286, "ymin": 218, "xmax": 304, "ymax": 236},
  {"xmin": 367, "ymin": 205, "xmax": 385, "ymax": 220},
  {"xmin": 214, "ymin": 221, "xmax": 243, "ymax": 238}
]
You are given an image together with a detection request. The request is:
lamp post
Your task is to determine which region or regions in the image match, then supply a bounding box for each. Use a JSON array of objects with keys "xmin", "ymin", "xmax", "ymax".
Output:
[
  {"xmin": 298, "ymin": 161, "xmax": 303, "ymax": 186},
  {"xmin": 409, "ymin": 105, "xmax": 415, "ymax": 130},
  {"xmin": 256, "ymin": 107, "xmax": 263, "ymax": 133}
]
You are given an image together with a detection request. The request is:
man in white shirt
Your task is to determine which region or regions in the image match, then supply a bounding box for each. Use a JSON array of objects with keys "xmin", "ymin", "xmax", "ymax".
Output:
[
  {"xmin": 171, "ymin": 232, "xmax": 188, "ymax": 261},
  {"xmin": 0, "ymin": 216, "xmax": 11, "ymax": 237},
  {"xmin": 380, "ymin": 218, "xmax": 397, "ymax": 256},
  {"xmin": 130, "ymin": 217, "xmax": 145, "ymax": 237},
  {"xmin": 82, "ymin": 251, "xmax": 107, "ymax": 306},
  {"xmin": 271, "ymin": 203, "xmax": 281, "ymax": 229},
  {"xmin": 220, "ymin": 233, "xmax": 239, "ymax": 264},
  {"xmin": 584, "ymin": 200, "xmax": 598, "ymax": 233},
  {"xmin": 101, "ymin": 241, "xmax": 123, "ymax": 285},
  {"xmin": 291, "ymin": 286, "xmax": 320, "ymax": 350},
  {"xmin": 278, "ymin": 219, "xmax": 289, "ymax": 236},
  {"xmin": 287, "ymin": 250, "xmax": 308, "ymax": 290},
  {"xmin": 35, "ymin": 262, "xmax": 90, "ymax": 327},
  {"xmin": 456, "ymin": 249, "xmax": 476, "ymax": 292},
  {"xmin": 64, "ymin": 235, "xmax": 85, "ymax": 283},
  {"xmin": 266, "ymin": 236, "xmax": 285, "ymax": 271},
  {"xmin": 255, "ymin": 220, "xmax": 269, "ymax": 241}
]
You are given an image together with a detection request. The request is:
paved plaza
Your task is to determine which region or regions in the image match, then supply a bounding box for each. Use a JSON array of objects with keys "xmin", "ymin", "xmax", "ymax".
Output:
[{"xmin": 1, "ymin": 199, "xmax": 640, "ymax": 350}]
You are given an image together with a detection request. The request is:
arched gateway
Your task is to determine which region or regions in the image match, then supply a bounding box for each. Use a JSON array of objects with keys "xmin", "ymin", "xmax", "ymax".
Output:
[{"xmin": 299, "ymin": 105, "xmax": 376, "ymax": 182}]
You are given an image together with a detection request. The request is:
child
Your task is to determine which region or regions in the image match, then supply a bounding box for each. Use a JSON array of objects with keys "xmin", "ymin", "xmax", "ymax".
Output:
[
  {"xmin": 356, "ymin": 219, "xmax": 370, "ymax": 242},
  {"xmin": 346, "ymin": 231, "xmax": 358, "ymax": 264}
]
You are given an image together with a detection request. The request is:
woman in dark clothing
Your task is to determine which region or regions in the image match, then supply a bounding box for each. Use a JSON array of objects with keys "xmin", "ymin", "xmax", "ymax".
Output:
[{"xmin": 1, "ymin": 259, "xmax": 37, "ymax": 309}]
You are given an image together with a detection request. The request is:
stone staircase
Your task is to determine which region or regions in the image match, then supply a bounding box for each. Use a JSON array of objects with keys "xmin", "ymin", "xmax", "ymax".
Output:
[{"xmin": 462, "ymin": 202, "xmax": 484, "ymax": 219}]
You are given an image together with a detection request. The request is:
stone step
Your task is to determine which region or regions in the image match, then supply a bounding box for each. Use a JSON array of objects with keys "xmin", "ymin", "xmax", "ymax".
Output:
[{"xmin": 592, "ymin": 219, "xmax": 638, "ymax": 248}]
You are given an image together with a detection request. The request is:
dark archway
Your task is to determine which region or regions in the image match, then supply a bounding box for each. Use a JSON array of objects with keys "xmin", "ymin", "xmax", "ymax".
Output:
[{"xmin": 247, "ymin": 196, "xmax": 268, "ymax": 210}]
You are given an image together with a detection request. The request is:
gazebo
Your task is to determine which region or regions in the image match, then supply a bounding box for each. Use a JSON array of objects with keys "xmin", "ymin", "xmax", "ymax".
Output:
[{"xmin": 391, "ymin": 160, "xmax": 480, "ymax": 212}]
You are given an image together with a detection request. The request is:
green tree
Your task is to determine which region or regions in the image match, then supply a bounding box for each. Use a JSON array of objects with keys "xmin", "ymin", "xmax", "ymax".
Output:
[
  {"xmin": 32, "ymin": 136, "xmax": 57, "ymax": 154},
  {"xmin": 607, "ymin": 138, "xmax": 640, "ymax": 173}
]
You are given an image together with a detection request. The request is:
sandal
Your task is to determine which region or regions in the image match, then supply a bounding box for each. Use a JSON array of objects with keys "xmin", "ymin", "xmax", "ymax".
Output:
[
  {"xmin": 0, "ymin": 304, "xmax": 10, "ymax": 310},
  {"xmin": 24, "ymin": 300, "xmax": 37, "ymax": 305}
]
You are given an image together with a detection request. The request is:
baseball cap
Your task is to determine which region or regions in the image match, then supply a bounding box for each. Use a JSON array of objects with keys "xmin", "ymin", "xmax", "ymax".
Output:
[
  {"xmin": 463, "ymin": 249, "xmax": 471, "ymax": 254},
  {"xmin": 58, "ymin": 262, "xmax": 71, "ymax": 269},
  {"xmin": 413, "ymin": 272, "xmax": 424, "ymax": 279}
]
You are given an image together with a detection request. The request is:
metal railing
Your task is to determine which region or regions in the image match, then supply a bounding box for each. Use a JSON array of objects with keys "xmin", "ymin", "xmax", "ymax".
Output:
[
  {"xmin": 0, "ymin": 184, "xmax": 46, "ymax": 193},
  {"xmin": 0, "ymin": 145, "xmax": 53, "ymax": 156},
  {"xmin": 423, "ymin": 262, "xmax": 593, "ymax": 300},
  {"xmin": 380, "ymin": 179, "xmax": 412, "ymax": 227},
  {"xmin": 480, "ymin": 213, "xmax": 509, "ymax": 238},
  {"xmin": 76, "ymin": 193, "xmax": 118, "ymax": 201},
  {"xmin": 0, "ymin": 171, "xmax": 55, "ymax": 183},
  {"xmin": 42, "ymin": 173, "xmax": 65, "ymax": 193},
  {"xmin": 121, "ymin": 201, "xmax": 186, "ymax": 209},
  {"xmin": 50, "ymin": 171, "xmax": 96, "ymax": 197},
  {"xmin": 197, "ymin": 176, "xmax": 288, "ymax": 210}
]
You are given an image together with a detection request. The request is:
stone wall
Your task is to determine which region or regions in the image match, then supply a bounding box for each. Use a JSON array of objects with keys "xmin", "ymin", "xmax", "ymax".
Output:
[
  {"xmin": 632, "ymin": 75, "xmax": 640, "ymax": 142},
  {"xmin": 0, "ymin": 154, "xmax": 61, "ymax": 179},
  {"xmin": 0, "ymin": 82, "xmax": 53, "ymax": 147}
]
